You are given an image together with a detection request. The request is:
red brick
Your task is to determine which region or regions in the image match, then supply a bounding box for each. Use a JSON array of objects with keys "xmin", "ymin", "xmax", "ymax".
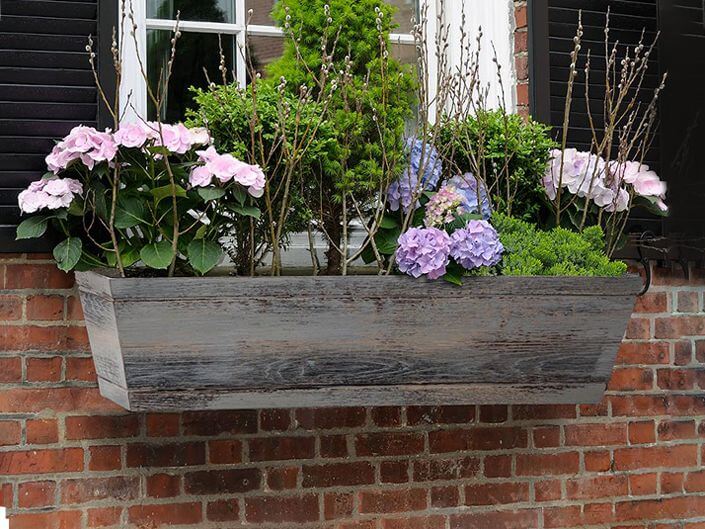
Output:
[
  {"xmin": 413, "ymin": 457, "xmax": 479, "ymax": 481},
  {"xmin": 565, "ymin": 423, "xmax": 627, "ymax": 446},
  {"xmin": 616, "ymin": 342, "xmax": 669, "ymax": 365},
  {"xmin": 450, "ymin": 510, "xmax": 539, "ymax": 529},
  {"xmin": 380, "ymin": 460, "xmax": 409, "ymax": 483},
  {"xmin": 533, "ymin": 426, "xmax": 560, "ymax": 448},
  {"xmin": 295, "ymin": 407, "xmax": 366, "ymax": 429},
  {"xmin": 65, "ymin": 357, "xmax": 96, "ymax": 382},
  {"xmin": 535, "ymin": 480, "xmax": 562, "ymax": 502},
  {"xmin": 479, "ymin": 405, "xmax": 508, "ymax": 423},
  {"xmin": 614, "ymin": 445, "xmax": 698, "ymax": 470},
  {"xmin": 635, "ymin": 291, "xmax": 668, "ymax": 313},
  {"xmin": 429, "ymin": 427, "xmax": 527, "ymax": 453},
  {"xmin": 0, "ymin": 387, "xmax": 119, "ymax": 414},
  {"xmin": 9, "ymin": 510, "xmax": 82, "ymax": 529},
  {"xmin": 320, "ymin": 434, "xmax": 348, "ymax": 458},
  {"xmin": 675, "ymin": 340, "xmax": 694, "ymax": 365},
  {"xmin": 0, "ymin": 448, "xmax": 83, "ymax": 475},
  {"xmin": 658, "ymin": 368, "xmax": 696, "ymax": 390},
  {"xmin": 26, "ymin": 356, "xmax": 63, "ymax": 382},
  {"xmin": 324, "ymin": 492, "xmax": 354, "ymax": 520},
  {"xmin": 656, "ymin": 316, "xmax": 705, "ymax": 339},
  {"xmin": 65, "ymin": 415, "xmax": 138, "ymax": 440},
  {"xmin": 356, "ymin": 432, "xmax": 424, "ymax": 456},
  {"xmin": 513, "ymin": 405, "xmax": 577, "ymax": 420},
  {"xmin": 0, "ymin": 295, "xmax": 22, "ymax": 320},
  {"xmin": 658, "ymin": 419, "xmax": 696, "ymax": 440},
  {"xmin": 4, "ymin": 264, "xmax": 74, "ymax": 289},
  {"xmin": 145, "ymin": 413, "xmax": 180, "ymax": 437},
  {"xmin": 514, "ymin": 30, "xmax": 528, "ymax": 54},
  {"xmin": 87, "ymin": 507, "xmax": 121, "ymax": 527},
  {"xmin": 128, "ymin": 502, "xmax": 202, "ymax": 526},
  {"xmin": 0, "ymin": 358, "xmax": 21, "ymax": 383},
  {"xmin": 543, "ymin": 506, "xmax": 582, "ymax": 529},
  {"xmin": 584, "ymin": 450, "xmax": 612, "ymax": 472},
  {"xmin": 0, "ymin": 325, "xmax": 89, "ymax": 352},
  {"xmin": 267, "ymin": 466, "xmax": 298, "ymax": 490},
  {"xmin": 566, "ymin": 475, "xmax": 628, "ymax": 500},
  {"xmin": 26, "ymin": 295, "xmax": 64, "ymax": 321},
  {"xmin": 62, "ymin": 476, "xmax": 138, "ymax": 504},
  {"xmin": 26, "ymin": 419, "xmax": 58, "ymax": 444},
  {"xmin": 248, "ymin": 436, "xmax": 315, "ymax": 461},
  {"xmin": 407, "ymin": 405, "xmax": 475, "ymax": 425},
  {"xmin": 626, "ymin": 318, "xmax": 651, "ymax": 339},
  {"xmin": 207, "ymin": 499, "xmax": 239, "ymax": 522},
  {"xmin": 260, "ymin": 408, "xmax": 291, "ymax": 431},
  {"xmin": 66, "ymin": 296, "xmax": 84, "ymax": 320},
  {"xmin": 484, "ymin": 455, "xmax": 512, "ymax": 477},
  {"xmin": 464, "ymin": 482, "xmax": 529, "ymax": 505},
  {"xmin": 0, "ymin": 420, "xmax": 21, "ymax": 446},
  {"xmin": 383, "ymin": 515, "xmax": 446, "ymax": 529},
  {"xmin": 629, "ymin": 421, "xmax": 656, "ymax": 444},
  {"xmin": 515, "ymin": 4, "xmax": 527, "ymax": 28},
  {"xmin": 185, "ymin": 468, "xmax": 261, "ymax": 494},
  {"xmin": 685, "ymin": 470, "xmax": 705, "ymax": 492},
  {"xmin": 516, "ymin": 452, "xmax": 579, "ymax": 476},
  {"xmin": 678, "ymin": 291, "xmax": 700, "ymax": 312},
  {"xmin": 359, "ymin": 489, "xmax": 427, "ymax": 514},
  {"xmin": 583, "ymin": 502, "xmax": 613, "ymax": 525},
  {"xmin": 661, "ymin": 472, "xmax": 684, "ymax": 494},
  {"xmin": 302, "ymin": 462, "xmax": 374, "ymax": 488},
  {"xmin": 146, "ymin": 473, "xmax": 181, "ymax": 498},
  {"xmin": 208, "ymin": 439, "xmax": 242, "ymax": 464},
  {"xmin": 697, "ymin": 340, "xmax": 705, "ymax": 363},
  {"xmin": 608, "ymin": 367, "xmax": 654, "ymax": 391},
  {"xmin": 18, "ymin": 481, "xmax": 55, "ymax": 508},
  {"xmin": 0, "ymin": 482, "xmax": 11, "ymax": 507},
  {"xmin": 245, "ymin": 494, "xmax": 319, "ymax": 523},
  {"xmin": 616, "ymin": 496, "xmax": 705, "ymax": 522},
  {"xmin": 182, "ymin": 410, "xmax": 257, "ymax": 435},
  {"xmin": 431, "ymin": 485, "xmax": 459, "ymax": 507},
  {"xmin": 127, "ymin": 442, "xmax": 205, "ymax": 467},
  {"xmin": 89, "ymin": 446, "xmax": 121, "ymax": 471},
  {"xmin": 629, "ymin": 473, "xmax": 658, "ymax": 495},
  {"xmin": 371, "ymin": 406, "xmax": 402, "ymax": 427}
]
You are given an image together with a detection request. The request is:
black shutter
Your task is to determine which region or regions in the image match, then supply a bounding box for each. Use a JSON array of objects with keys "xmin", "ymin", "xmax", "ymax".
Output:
[{"xmin": 0, "ymin": 0, "xmax": 115, "ymax": 253}]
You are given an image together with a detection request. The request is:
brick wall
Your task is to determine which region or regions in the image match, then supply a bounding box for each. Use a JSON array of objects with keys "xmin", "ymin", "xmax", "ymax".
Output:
[
  {"xmin": 514, "ymin": 0, "xmax": 529, "ymax": 118},
  {"xmin": 1, "ymin": 255, "xmax": 705, "ymax": 529}
]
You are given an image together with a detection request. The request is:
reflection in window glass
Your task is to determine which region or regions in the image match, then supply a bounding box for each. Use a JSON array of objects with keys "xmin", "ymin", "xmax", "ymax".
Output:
[
  {"xmin": 246, "ymin": 35, "xmax": 284, "ymax": 80},
  {"xmin": 147, "ymin": 0, "xmax": 236, "ymax": 23},
  {"xmin": 147, "ymin": 30, "xmax": 236, "ymax": 121},
  {"xmin": 245, "ymin": 0, "xmax": 277, "ymax": 26},
  {"xmin": 388, "ymin": 0, "xmax": 418, "ymax": 33}
]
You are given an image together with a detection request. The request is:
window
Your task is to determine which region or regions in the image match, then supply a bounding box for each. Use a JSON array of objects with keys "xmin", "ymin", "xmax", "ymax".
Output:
[{"xmin": 120, "ymin": 0, "xmax": 516, "ymax": 122}]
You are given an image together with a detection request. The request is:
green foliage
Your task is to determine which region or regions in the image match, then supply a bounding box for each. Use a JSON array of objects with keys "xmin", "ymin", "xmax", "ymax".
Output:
[
  {"xmin": 492, "ymin": 213, "xmax": 627, "ymax": 277},
  {"xmin": 438, "ymin": 110, "xmax": 555, "ymax": 223}
]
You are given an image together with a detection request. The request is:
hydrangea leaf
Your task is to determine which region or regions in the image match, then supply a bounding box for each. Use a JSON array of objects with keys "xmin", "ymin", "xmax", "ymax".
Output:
[
  {"xmin": 53, "ymin": 237, "xmax": 82, "ymax": 272},
  {"xmin": 187, "ymin": 239, "xmax": 223, "ymax": 275},
  {"xmin": 140, "ymin": 241, "xmax": 175, "ymax": 270},
  {"xmin": 197, "ymin": 187, "xmax": 226, "ymax": 202},
  {"xmin": 16, "ymin": 216, "xmax": 49, "ymax": 240}
]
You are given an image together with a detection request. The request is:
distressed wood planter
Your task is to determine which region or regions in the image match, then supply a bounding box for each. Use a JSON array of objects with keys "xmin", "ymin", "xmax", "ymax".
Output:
[{"xmin": 75, "ymin": 270, "xmax": 641, "ymax": 411}]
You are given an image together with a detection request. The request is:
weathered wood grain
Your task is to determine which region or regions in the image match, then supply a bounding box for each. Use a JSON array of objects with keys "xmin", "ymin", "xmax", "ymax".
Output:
[{"xmin": 75, "ymin": 271, "xmax": 641, "ymax": 410}]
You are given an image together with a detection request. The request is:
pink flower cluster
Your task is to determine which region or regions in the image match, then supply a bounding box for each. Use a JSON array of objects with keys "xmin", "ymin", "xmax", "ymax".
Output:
[
  {"xmin": 424, "ymin": 185, "xmax": 466, "ymax": 227},
  {"xmin": 114, "ymin": 122, "xmax": 210, "ymax": 153},
  {"xmin": 18, "ymin": 178, "xmax": 83, "ymax": 214},
  {"xmin": 543, "ymin": 149, "xmax": 667, "ymax": 213},
  {"xmin": 190, "ymin": 146, "xmax": 266, "ymax": 198},
  {"xmin": 46, "ymin": 126, "xmax": 118, "ymax": 173}
]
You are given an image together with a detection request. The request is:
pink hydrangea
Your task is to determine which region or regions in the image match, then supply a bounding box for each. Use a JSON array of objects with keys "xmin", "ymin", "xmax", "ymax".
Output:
[
  {"xmin": 189, "ymin": 147, "xmax": 266, "ymax": 197},
  {"xmin": 424, "ymin": 185, "xmax": 465, "ymax": 227},
  {"xmin": 45, "ymin": 125, "xmax": 117, "ymax": 173},
  {"xmin": 114, "ymin": 122, "xmax": 151, "ymax": 148},
  {"xmin": 154, "ymin": 123, "xmax": 193, "ymax": 155},
  {"xmin": 18, "ymin": 177, "xmax": 83, "ymax": 214}
]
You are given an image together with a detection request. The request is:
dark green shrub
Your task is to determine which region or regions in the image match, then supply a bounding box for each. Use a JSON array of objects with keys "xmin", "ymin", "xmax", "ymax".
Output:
[
  {"xmin": 492, "ymin": 213, "xmax": 627, "ymax": 277},
  {"xmin": 438, "ymin": 110, "xmax": 555, "ymax": 223}
]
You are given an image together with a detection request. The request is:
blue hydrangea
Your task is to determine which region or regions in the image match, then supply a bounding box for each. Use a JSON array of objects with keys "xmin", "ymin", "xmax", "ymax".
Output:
[
  {"xmin": 447, "ymin": 173, "xmax": 493, "ymax": 220},
  {"xmin": 450, "ymin": 220, "xmax": 504, "ymax": 270},
  {"xmin": 387, "ymin": 138, "xmax": 443, "ymax": 212}
]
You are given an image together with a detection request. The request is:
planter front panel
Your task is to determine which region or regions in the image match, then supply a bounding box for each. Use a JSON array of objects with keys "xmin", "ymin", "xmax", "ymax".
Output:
[{"xmin": 76, "ymin": 272, "xmax": 641, "ymax": 410}]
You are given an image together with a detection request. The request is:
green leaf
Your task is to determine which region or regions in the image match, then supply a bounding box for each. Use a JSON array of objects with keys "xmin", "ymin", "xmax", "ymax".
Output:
[
  {"xmin": 53, "ymin": 237, "xmax": 82, "ymax": 272},
  {"xmin": 151, "ymin": 184, "xmax": 188, "ymax": 206},
  {"xmin": 16, "ymin": 216, "xmax": 48, "ymax": 240},
  {"xmin": 194, "ymin": 224, "xmax": 209, "ymax": 240},
  {"xmin": 443, "ymin": 262, "xmax": 465, "ymax": 286},
  {"xmin": 375, "ymin": 227, "xmax": 401, "ymax": 255},
  {"xmin": 379, "ymin": 214, "xmax": 399, "ymax": 230},
  {"xmin": 197, "ymin": 187, "xmax": 226, "ymax": 201},
  {"xmin": 140, "ymin": 241, "xmax": 175, "ymax": 270},
  {"xmin": 105, "ymin": 244, "xmax": 140, "ymax": 268},
  {"xmin": 228, "ymin": 204, "xmax": 261, "ymax": 219},
  {"xmin": 233, "ymin": 187, "xmax": 247, "ymax": 205},
  {"xmin": 114, "ymin": 198, "xmax": 148, "ymax": 229},
  {"xmin": 187, "ymin": 239, "xmax": 223, "ymax": 275},
  {"xmin": 448, "ymin": 212, "xmax": 482, "ymax": 231}
]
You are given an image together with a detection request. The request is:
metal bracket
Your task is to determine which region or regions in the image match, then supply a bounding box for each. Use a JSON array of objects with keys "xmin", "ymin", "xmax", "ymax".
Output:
[{"xmin": 636, "ymin": 232, "xmax": 654, "ymax": 296}]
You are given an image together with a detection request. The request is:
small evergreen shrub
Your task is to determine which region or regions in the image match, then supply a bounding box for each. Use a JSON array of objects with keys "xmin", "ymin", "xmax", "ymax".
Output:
[{"xmin": 492, "ymin": 213, "xmax": 627, "ymax": 277}]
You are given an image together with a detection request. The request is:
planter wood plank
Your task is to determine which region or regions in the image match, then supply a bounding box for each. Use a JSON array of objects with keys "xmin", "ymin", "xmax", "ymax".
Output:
[{"xmin": 75, "ymin": 271, "xmax": 642, "ymax": 411}]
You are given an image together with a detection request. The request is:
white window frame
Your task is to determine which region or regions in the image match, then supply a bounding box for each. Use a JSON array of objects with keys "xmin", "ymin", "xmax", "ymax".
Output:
[{"xmin": 120, "ymin": 0, "xmax": 515, "ymax": 122}]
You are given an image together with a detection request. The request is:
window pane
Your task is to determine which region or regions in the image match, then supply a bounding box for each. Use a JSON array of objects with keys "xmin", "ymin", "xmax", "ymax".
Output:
[
  {"xmin": 147, "ymin": 0, "xmax": 236, "ymax": 23},
  {"xmin": 147, "ymin": 30, "xmax": 236, "ymax": 122},
  {"xmin": 247, "ymin": 35, "xmax": 284, "ymax": 79},
  {"xmin": 389, "ymin": 0, "xmax": 417, "ymax": 33},
  {"xmin": 390, "ymin": 42, "xmax": 416, "ymax": 67},
  {"xmin": 245, "ymin": 0, "xmax": 277, "ymax": 26}
]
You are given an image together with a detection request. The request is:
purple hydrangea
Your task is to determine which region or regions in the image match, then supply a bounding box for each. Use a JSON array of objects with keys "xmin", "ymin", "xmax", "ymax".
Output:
[
  {"xmin": 447, "ymin": 173, "xmax": 492, "ymax": 220},
  {"xmin": 450, "ymin": 220, "xmax": 504, "ymax": 270},
  {"xmin": 396, "ymin": 227, "xmax": 451, "ymax": 280},
  {"xmin": 387, "ymin": 137, "xmax": 443, "ymax": 212}
]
